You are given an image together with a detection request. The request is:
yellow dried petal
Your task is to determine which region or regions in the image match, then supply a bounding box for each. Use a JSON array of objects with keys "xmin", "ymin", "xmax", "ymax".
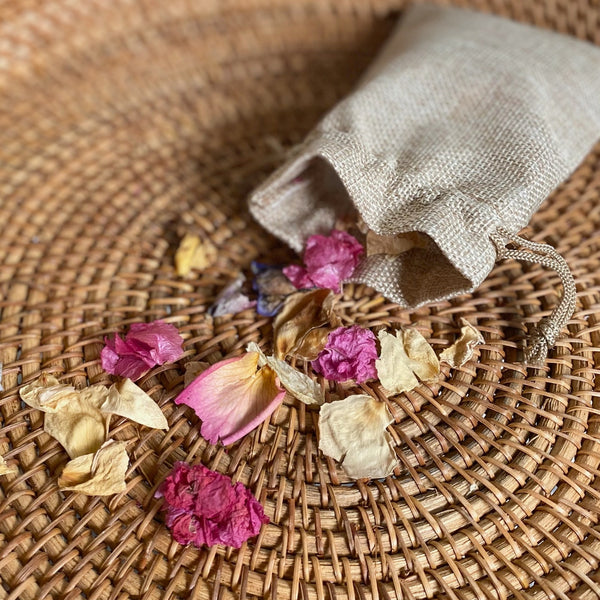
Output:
[
  {"xmin": 273, "ymin": 289, "xmax": 340, "ymax": 359},
  {"xmin": 0, "ymin": 455, "xmax": 17, "ymax": 476},
  {"xmin": 375, "ymin": 329, "xmax": 440, "ymax": 395},
  {"xmin": 318, "ymin": 395, "xmax": 397, "ymax": 479},
  {"xmin": 440, "ymin": 318, "xmax": 484, "ymax": 368},
  {"xmin": 19, "ymin": 374, "xmax": 78, "ymax": 412},
  {"xmin": 175, "ymin": 233, "xmax": 216, "ymax": 278},
  {"xmin": 58, "ymin": 440, "xmax": 129, "ymax": 495},
  {"xmin": 101, "ymin": 379, "xmax": 168, "ymax": 430},
  {"xmin": 247, "ymin": 342, "xmax": 323, "ymax": 405}
]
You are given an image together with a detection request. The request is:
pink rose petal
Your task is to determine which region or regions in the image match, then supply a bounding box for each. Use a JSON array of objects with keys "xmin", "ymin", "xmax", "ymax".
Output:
[
  {"xmin": 101, "ymin": 320, "xmax": 184, "ymax": 380},
  {"xmin": 312, "ymin": 325, "xmax": 378, "ymax": 383},
  {"xmin": 156, "ymin": 462, "xmax": 269, "ymax": 548},
  {"xmin": 175, "ymin": 352, "xmax": 286, "ymax": 446},
  {"xmin": 284, "ymin": 230, "xmax": 364, "ymax": 293}
]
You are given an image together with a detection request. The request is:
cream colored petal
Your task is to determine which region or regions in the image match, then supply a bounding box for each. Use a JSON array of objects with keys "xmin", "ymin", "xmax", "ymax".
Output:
[
  {"xmin": 319, "ymin": 394, "xmax": 397, "ymax": 479},
  {"xmin": 19, "ymin": 374, "xmax": 78, "ymax": 412},
  {"xmin": 246, "ymin": 342, "xmax": 323, "ymax": 405},
  {"xmin": 440, "ymin": 319, "xmax": 485, "ymax": 368},
  {"xmin": 101, "ymin": 379, "xmax": 168, "ymax": 430},
  {"xmin": 58, "ymin": 440, "xmax": 129, "ymax": 495},
  {"xmin": 375, "ymin": 329, "xmax": 440, "ymax": 395},
  {"xmin": 0, "ymin": 455, "xmax": 17, "ymax": 476},
  {"xmin": 175, "ymin": 233, "xmax": 216, "ymax": 278}
]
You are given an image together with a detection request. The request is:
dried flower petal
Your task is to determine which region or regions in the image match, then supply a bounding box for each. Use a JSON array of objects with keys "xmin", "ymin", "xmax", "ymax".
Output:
[
  {"xmin": 247, "ymin": 342, "xmax": 323, "ymax": 405},
  {"xmin": 58, "ymin": 440, "xmax": 129, "ymax": 495},
  {"xmin": 175, "ymin": 352, "xmax": 285, "ymax": 445},
  {"xmin": 283, "ymin": 230, "xmax": 363, "ymax": 293},
  {"xmin": 318, "ymin": 395, "xmax": 398, "ymax": 479},
  {"xmin": 44, "ymin": 384, "xmax": 110, "ymax": 459},
  {"xmin": 175, "ymin": 233, "xmax": 217, "ymax": 278},
  {"xmin": 273, "ymin": 289, "xmax": 340, "ymax": 360},
  {"xmin": 208, "ymin": 275, "xmax": 256, "ymax": 317},
  {"xmin": 101, "ymin": 379, "xmax": 168, "ymax": 430},
  {"xmin": 312, "ymin": 326, "xmax": 378, "ymax": 383},
  {"xmin": 101, "ymin": 320, "xmax": 184, "ymax": 380},
  {"xmin": 376, "ymin": 329, "xmax": 440, "ymax": 395},
  {"xmin": 0, "ymin": 455, "xmax": 17, "ymax": 476},
  {"xmin": 19, "ymin": 374, "xmax": 78, "ymax": 412},
  {"xmin": 251, "ymin": 262, "xmax": 296, "ymax": 317},
  {"xmin": 440, "ymin": 319, "xmax": 484, "ymax": 367},
  {"xmin": 156, "ymin": 462, "xmax": 269, "ymax": 548}
]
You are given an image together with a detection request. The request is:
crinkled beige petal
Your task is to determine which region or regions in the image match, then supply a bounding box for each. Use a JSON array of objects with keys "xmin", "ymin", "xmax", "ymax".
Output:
[
  {"xmin": 184, "ymin": 361, "xmax": 210, "ymax": 387},
  {"xmin": 273, "ymin": 289, "xmax": 340, "ymax": 359},
  {"xmin": 44, "ymin": 390, "xmax": 109, "ymax": 459},
  {"xmin": 58, "ymin": 440, "xmax": 129, "ymax": 495},
  {"xmin": 440, "ymin": 319, "xmax": 484, "ymax": 368},
  {"xmin": 318, "ymin": 394, "xmax": 397, "ymax": 479},
  {"xmin": 375, "ymin": 329, "xmax": 440, "ymax": 395},
  {"xmin": 101, "ymin": 379, "xmax": 168, "ymax": 430},
  {"xmin": 175, "ymin": 233, "xmax": 216, "ymax": 278},
  {"xmin": 366, "ymin": 231, "xmax": 428, "ymax": 256},
  {"xmin": 19, "ymin": 374, "xmax": 78, "ymax": 412},
  {"xmin": 246, "ymin": 342, "xmax": 323, "ymax": 405},
  {"xmin": 0, "ymin": 455, "xmax": 17, "ymax": 476}
]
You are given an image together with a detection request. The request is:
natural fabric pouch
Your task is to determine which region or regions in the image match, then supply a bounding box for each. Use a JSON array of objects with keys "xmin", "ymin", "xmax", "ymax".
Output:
[{"xmin": 249, "ymin": 4, "xmax": 600, "ymax": 362}]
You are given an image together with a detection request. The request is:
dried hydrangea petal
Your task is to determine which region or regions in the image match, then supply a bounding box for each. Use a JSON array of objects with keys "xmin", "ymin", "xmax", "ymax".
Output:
[
  {"xmin": 175, "ymin": 352, "xmax": 286, "ymax": 445},
  {"xmin": 58, "ymin": 440, "xmax": 129, "ymax": 495},
  {"xmin": 251, "ymin": 262, "xmax": 296, "ymax": 317},
  {"xmin": 208, "ymin": 275, "xmax": 255, "ymax": 317},
  {"xmin": 375, "ymin": 329, "xmax": 440, "ymax": 395},
  {"xmin": 318, "ymin": 395, "xmax": 398, "ymax": 479},
  {"xmin": 440, "ymin": 318, "xmax": 485, "ymax": 367}
]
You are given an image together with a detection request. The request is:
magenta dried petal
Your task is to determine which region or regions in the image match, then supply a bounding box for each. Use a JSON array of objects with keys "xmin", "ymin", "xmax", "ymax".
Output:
[
  {"xmin": 157, "ymin": 462, "xmax": 269, "ymax": 549},
  {"xmin": 312, "ymin": 325, "xmax": 378, "ymax": 383},
  {"xmin": 127, "ymin": 321, "xmax": 184, "ymax": 364},
  {"xmin": 282, "ymin": 264, "xmax": 314, "ymax": 290}
]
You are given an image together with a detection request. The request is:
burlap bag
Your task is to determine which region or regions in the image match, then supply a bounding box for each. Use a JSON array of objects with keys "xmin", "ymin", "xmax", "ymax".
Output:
[{"xmin": 249, "ymin": 4, "xmax": 600, "ymax": 362}]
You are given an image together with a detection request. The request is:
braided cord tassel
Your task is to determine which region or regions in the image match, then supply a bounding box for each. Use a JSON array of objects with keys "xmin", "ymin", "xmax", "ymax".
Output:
[{"xmin": 491, "ymin": 228, "xmax": 577, "ymax": 365}]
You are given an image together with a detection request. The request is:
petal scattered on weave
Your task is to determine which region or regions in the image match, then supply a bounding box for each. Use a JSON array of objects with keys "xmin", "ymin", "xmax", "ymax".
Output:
[
  {"xmin": 58, "ymin": 440, "xmax": 129, "ymax": 495},
  {"xmin": 208, "ymin": 275, "xmax": 256, "ymax": 317},
  {"xmin": 312, "ymin": 325, "xmax": 378, "ymax": 383},
  {"xmin": 251, "ymin": 262, "xmax": 296, "ymax": 317},
  {"xmin": 101, "ymin": 320, "xmax": 184, "ymax": 380},
  {"xmin": 175, "ymin": 233, "xmax": 217, "ymax": 278},
  {"xmin": 283, "ymin": 230, "xmax": 363, "ymax": 293},
  {"xmin": 375, "ymin": 329, "xmax": 440, "ymax": 395},
  {"xmin": 101, "ymin": 378, "xmax": 168, "ymax": 430},
  {"xmin": 44, "ymin": 384, "xmax": 110, "ymax": 459},
  {"xmin": 19, "ymin": 373, "xmax": 78, "ymax": 413},
  {"xmin": 318, "ymin": 394, "xmax": 398, "ymax": 479},
  {"xmin": 439, "ymin": 318, "xmax": 485, "ymax": 368},
  {"xmin": 156, "ymin": 462, "xmax": 269, "ymax": 548},
  {"xmin": 246, "ymin": 342, "xmax": 324, "ymax": 406},
  {"xmin": 175, "ymin": 352, "xmax": 285, "ymax": 445},
  {"xmin": 0, "ymin": 454, "xmax": 17, "ymax": 476},
  {"xmin": 273, "ymin": 289, "xmax": 339, "ymax": 359}
]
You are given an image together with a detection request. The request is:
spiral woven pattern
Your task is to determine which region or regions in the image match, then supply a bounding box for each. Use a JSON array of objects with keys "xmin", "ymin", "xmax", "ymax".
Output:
[{"xmin": 1, "ymin": 1, "xmax": 600, "ymax": 599}]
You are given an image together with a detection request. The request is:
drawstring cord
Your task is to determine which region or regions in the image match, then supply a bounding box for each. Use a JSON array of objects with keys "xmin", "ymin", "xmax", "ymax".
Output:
[{"xmin": 491, "ymin": 228, "xmax": 577, "ymax": 365}]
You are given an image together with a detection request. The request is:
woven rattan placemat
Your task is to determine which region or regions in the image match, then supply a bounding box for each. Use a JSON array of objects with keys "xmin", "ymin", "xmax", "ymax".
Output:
[{"xmin": 1, "ymin": 1, "xmax": 600, "ymax": 599}]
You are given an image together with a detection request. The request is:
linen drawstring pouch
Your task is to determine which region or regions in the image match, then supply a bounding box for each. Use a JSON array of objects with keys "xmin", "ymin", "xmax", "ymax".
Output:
[{"xmin": 249, "ymin": 4, "xmax": 600, "ymax": 364}]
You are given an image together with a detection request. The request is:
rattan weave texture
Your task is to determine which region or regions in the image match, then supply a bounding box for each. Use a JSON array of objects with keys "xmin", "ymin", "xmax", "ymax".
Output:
[{"xmin": 1, "ymin": 1, "xmax": 600, "ymax": 599}]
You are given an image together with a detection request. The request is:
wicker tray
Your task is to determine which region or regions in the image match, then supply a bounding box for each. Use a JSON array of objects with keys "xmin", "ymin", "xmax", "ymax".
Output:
[{"xmin": 1, "ymin": 1, "xmax": 600, "ymax": 599}]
